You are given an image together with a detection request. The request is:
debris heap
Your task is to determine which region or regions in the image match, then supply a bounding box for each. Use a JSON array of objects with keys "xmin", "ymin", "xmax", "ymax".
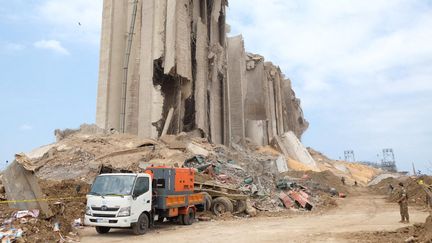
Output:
[{"xmin": 0, "ymin": 125, "xmax": 384, "ymax": 241}]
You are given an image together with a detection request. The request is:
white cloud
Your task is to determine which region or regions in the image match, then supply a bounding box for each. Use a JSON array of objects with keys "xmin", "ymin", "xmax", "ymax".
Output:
[
  {"xmin": 228, "ymin": 0, "xmax": 432, "ymax": 94},
  {"xmin": 34, "ymin": 40, "xmax": 70, "ymax": 55},
  {"xmin": 227, "ymin": 0, "xmax": 432, "ymax": 172},
  {"xmin": 19, "ymin": 124, "xmax": 33, "ymax": 131}
]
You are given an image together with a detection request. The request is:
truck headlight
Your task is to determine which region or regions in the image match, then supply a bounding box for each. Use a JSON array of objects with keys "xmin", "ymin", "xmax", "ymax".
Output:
[
  {"xmin": 85, "ymin": 206, "xmax": 92, "ymax": 216},
  {"xmin": 117, "ymin": 207, "xmax": 131, "ymax": 217}
]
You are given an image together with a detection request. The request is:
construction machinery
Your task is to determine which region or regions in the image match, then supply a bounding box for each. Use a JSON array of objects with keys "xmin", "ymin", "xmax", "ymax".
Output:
[
  {"xmin": 84, "ymin": 166, "xmax": 205, "ymax": 235},
  {"xmin": 194, "ymin": 182, "xmax": 248, "ymax": 215}
]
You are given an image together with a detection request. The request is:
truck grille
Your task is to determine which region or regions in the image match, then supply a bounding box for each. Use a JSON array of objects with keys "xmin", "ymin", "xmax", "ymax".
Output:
[
  {"xmin": 92, "ymin": 214, "xmax": 116, "ymax": 218},
  {"xmin": 90, "ymin": 219, "xmax": 118, "ymax": 223},
  {"xmin": 91, "ymin": 207, "xmax": 119, "ymax": 212}
]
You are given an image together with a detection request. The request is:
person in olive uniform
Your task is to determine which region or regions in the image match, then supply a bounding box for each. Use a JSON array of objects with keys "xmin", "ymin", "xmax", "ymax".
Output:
[{"xmin": 397, "ymin": 182, "xmax": 409, "ymax": 223}]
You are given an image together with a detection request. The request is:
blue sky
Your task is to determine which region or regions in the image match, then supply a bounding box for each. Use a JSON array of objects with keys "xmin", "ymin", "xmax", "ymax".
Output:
[{"xmin": 1, "ymin": 0, "xmax": 431, "ymax": 173}]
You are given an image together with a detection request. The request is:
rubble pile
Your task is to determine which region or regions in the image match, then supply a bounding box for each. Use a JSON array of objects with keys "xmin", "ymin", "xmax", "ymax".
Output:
[
  {"xmin": 0, "ymin": 125, "xmax": 386, "ymax": 241},
  {"xmin": 285, "ymin": 170, "xmax": 351, "ymax": 194},
  {"xmin": 371, "ymin": 176, "xmax": 432, "ymax": 207},
  {"xmin": 308, "ymin": 148, "xmax": 381, "ymax": 186},
  {"xmin": 0, "ymin": 180, "xmax": 88, "ymax": 242}
]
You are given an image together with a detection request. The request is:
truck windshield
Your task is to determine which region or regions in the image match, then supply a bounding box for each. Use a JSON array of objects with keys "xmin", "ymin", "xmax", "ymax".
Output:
[{"xmin": 90, "ymin": 175, "xmax": 136, "ymax": 196}]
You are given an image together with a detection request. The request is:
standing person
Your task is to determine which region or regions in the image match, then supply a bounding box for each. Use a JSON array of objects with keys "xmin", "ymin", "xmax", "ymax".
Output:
[
  {"xmin": 389, "ymin": 184, "xmax": 394, "ymax": 194},
  {"xmin": 341, "ymin": 177, "xmax": 345, "ymax": 185},
  {"xmin": 397, "ymin": 182, "xmax": 409, "ymax": 223}
]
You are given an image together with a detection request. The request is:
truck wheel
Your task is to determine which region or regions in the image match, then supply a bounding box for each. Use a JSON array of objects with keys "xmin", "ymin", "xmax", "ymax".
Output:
[
  {"xmin": 211, "ymin": 197, "xmax": 234, "ymax": 216},
  {"xmin": 178, "ymin": 214, "xmax": 185, "ymax": 225},
  {"xmin": 95, "ymin": 226, "xmax": 110, "ymax": 234},
  {"xmin": 202, "ymin": 192, "xmax": 212, "ymax": 211},
  {"xmin": 234, "ymin": 200, "xmax": 247, "ymax": 213},
  {"xmin": 132, "ymin": 213, "xmax": 149, "ymax": 235},
  {"xmin": 181, "ymin": 208, "xmax": 195, "ymax": 225}
]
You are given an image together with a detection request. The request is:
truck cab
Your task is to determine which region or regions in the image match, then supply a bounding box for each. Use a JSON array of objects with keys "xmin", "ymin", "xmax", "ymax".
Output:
[
  {"xmin": 84, "ymin": 167, "xmax": 205, "ymax": 235},
  {"xmin": 84, "ymin": 173, "xmax": 152, "ymax": 234}
]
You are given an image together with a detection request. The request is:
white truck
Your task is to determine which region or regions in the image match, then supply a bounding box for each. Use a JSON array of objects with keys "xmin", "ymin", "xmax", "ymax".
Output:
[{"xmin": 84, "ymin": 167, "xmax": 206, "ymax": 235}]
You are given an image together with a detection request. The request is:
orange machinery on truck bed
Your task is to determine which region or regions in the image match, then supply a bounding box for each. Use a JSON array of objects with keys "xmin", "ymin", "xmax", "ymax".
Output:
[{"xmin": 145, "ymin": 166, "xmax": 205, "ymax": 224}]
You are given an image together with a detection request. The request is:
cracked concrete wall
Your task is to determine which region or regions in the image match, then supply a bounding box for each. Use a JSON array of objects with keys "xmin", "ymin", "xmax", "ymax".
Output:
[
  {"xmin": 226, "ymin": 35, "xmax": 246, "ymax": 145},
  {"xmin": 96, "ymin": 0, "xmax": 307, "ymax": 145},
  {"xmin": 243, "ymin": 53, "xmax": 309, "ymax": 145},
  {"xmin": 96, "ymin": 0, "xmax": 228, "ymax": 142}
]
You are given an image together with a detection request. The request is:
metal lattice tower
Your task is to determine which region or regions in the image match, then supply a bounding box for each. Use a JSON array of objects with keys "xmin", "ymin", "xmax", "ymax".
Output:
[
  {"xmin": 344, "ymin": 150, "xmax": 356, "ymax": 162},
  {"xmin": 381, "ymin": 148, "xmax": 397, "ymax": 172}
]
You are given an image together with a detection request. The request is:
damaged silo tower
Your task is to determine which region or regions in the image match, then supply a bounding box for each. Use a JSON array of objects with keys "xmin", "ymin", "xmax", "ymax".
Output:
[{"xmin": 96, "ymin": 0, "xmax": 308, "ymax": 146}]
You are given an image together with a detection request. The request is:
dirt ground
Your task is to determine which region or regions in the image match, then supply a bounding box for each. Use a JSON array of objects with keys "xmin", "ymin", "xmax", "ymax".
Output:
[{"xmin": 80, "ymin": 188, "xmax": 430, "ymax": 243}]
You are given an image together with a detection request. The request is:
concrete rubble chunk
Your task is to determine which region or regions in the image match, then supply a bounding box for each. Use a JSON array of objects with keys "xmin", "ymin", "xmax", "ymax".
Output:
[
  {"xmin": 272, "ymin": 132, "xmax": 319, "ymax": 171},
  {"xmin": 2, "ymin": 156, "xmax": 53, "ymax": 218},
  {"xmin": 275, "ymin": 155, "xmax": 289, "ymax": 173},
  {"xmin": 160, "ymin": 134, "xmax": 187, "ymax": 149},
  {"xmin": 187, "ymin": 142, "xmax": 210, "ymax": 157}
]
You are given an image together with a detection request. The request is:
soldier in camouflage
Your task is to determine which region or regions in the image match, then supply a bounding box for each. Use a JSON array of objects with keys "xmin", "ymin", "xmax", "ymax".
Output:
[{"xmin": 397, "ymin": 182, "xmax": 409, "ymax": 223}]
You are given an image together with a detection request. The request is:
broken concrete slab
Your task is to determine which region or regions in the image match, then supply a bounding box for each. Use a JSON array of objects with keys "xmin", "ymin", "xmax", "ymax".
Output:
[
  {"xmin": 2, "ymin": 159, "xmax": 53, "ymax": 218},
  {"xmin": 272, "ymin": 131, "xmax": 319, "ymax": 171},
  {"xmin": 160, "ymin": 135, "xmax": 188, "ymax": 149},
  {"xmin": 187, "ymin": 142, "xmax": 210, "ymax": 157},
  {"xmin": 275, "ymin": 156, "xmax": 289, "ymax": 173}
]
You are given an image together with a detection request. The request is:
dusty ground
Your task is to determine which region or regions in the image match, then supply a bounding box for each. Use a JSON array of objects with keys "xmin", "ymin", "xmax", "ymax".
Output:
[{"xmin": 80, "ymin": 188, "xmax": 430, "ymax": 243}]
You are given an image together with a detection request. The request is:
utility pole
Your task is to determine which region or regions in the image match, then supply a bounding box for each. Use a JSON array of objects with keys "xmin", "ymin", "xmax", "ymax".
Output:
[
  {"xmin": 344, "ymin": 150, "xmax": 355, "ymax": 162},
  {"xmin": 382, "ymin": 148, "xmax": 397, "ymax": 172}
]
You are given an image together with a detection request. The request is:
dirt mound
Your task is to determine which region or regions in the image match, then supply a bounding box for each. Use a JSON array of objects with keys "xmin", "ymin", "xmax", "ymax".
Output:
[
  {"xmin": 0, "ymin": 180, "xmax": 89, "ymax": 242},
  {"xmin": 285, "ymin": 170, "xmax": 350, "ymax": 194},
  {"xmin": 287, "ymin": 158, "xmax": 316, "ymax": 171},
  {"xmin": 345, "ymin": 224, "xmax": 425, "ymax": 243},
  {"xmin": 421, "ymin": 215, "xmax": 432, "ymax": 242},
  {"xmin": 370, "ymin": 177, "xmax": 402, "ymax": 195},
  {"xmin": 345, "ymin": 215, "xmax": 432, "ymax": 243},
  {"xmin": 308, "ymin": 148, "xmax": 381, "ymax": 186},
  {"xmin": 372, "ymin": 176, "xmax": 432, "ymax": 207}
]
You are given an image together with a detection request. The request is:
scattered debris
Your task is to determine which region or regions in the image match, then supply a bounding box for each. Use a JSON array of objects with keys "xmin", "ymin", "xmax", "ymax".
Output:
[{"xmin": 0, "ymin": 127, "xmax": 387, "ymax": 241}]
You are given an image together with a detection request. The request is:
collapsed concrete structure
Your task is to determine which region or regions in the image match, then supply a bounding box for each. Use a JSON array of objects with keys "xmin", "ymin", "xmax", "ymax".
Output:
[{"xmin": 96, "ymin": 0, "xmax": 308, "ymax": 146}]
